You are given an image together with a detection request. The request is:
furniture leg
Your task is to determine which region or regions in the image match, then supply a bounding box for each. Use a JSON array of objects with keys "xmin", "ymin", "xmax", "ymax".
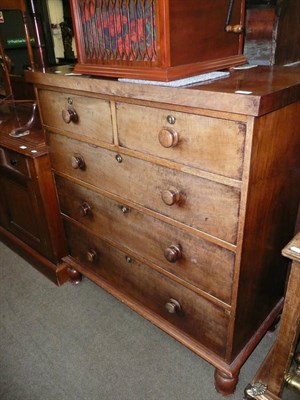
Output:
[{"xmin": 214, "ymin": 368, "xmax": 239, "ymax": 396}]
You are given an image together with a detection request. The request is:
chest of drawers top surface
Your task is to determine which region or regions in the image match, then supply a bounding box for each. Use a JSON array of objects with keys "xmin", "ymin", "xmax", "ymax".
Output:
[{"xmin": 26, "ymin": 65, "xmax": 300, "ymax": 117}]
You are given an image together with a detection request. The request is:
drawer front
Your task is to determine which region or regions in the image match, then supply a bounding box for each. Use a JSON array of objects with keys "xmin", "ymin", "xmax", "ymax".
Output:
[
  {"xmin": 49, "ymin": 133, "xmax": 240, "ymax": 243},
  {"xmin": 0, "ymin": 148, "xmax": 31, "ymax": 178},
  {"xmin": 64, "ymin": 221, "xmax": 229, "ymax": 357},
  {"xmin": 38, "ymin": 89, "xmax": 113, "ymax": 144},
  {"xmin": 56, "ymin": 176, "xmax": 234, "ymax": 304},
  {"xmin": 116, "ymin": 103, "xmax": 246, "ymax": 179}
]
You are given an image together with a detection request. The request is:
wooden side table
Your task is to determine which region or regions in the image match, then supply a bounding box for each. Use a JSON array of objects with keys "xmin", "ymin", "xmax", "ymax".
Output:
[{"xmin": 245, "ymin": 232, "xmax": 300, "ymax": 399}]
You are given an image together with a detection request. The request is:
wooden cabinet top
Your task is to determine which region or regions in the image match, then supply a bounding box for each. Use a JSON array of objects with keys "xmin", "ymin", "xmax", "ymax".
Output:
[
  {"xmin": 0, "ymin": 108, "xmax": 46, "ymax": 157},
  {"xmin": 26, "ymin": 65, "xmax": 300, "ymax": 117}
]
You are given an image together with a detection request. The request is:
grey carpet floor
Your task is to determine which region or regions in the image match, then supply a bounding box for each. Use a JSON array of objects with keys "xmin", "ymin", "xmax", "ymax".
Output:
[{"xmin": 0, "ymin": 240, "xmax": 291, "ymax": 400}]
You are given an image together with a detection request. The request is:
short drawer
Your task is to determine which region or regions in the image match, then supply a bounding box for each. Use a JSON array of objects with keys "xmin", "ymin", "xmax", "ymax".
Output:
[
  {"xmin": 0, "ymin": 148, "xmax": 31, "ymax": 178},
  {"xmin": 116, "ymin": 103, "xmax": 246, "ymax": 180},
  {"xmin": 49, "ymin": 133, "xmax": 240, "ymax": 244},
  {"xmin": 64, "ymin": 221, "xmax": 229, "ymax": 358},
  {"xmin": 38, "ymin": 89, "xmax": 113, "ymax": 144},
  {"xmin": 56, "ymin": 176, "xmax": 235, "ymax": 304}
]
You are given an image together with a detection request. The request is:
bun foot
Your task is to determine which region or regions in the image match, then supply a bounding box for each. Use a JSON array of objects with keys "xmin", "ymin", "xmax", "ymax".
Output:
[
  {"xmin": 67, "ymin": 267, "xmax": 82, "ymax": 285},
  {"xmin": 214, "ymin": 368, "xmax": 239, "ymax": 396}
]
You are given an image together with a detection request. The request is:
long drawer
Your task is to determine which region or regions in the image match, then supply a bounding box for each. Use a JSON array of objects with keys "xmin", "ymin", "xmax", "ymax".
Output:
[
  {"xmin": 38, "ymin": 89, "xmax": 113, "ymax": 144},
  {"xmin": 56, "ymin": 176, "xmax": 235, "ymax": 304},
  {"xmin": 64, "ymin": 220, "xmax": 229, "ymax": 358},
  {"xmin": 49, "ymin": 133, "xmax": 240, "ymax": 244},
  {"xmin": 116, "ymin": 102, "xmax": 246, "ymax": 180}
]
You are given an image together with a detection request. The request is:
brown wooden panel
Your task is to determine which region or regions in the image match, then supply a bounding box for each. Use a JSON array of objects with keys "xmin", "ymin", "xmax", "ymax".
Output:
[
  {"xmin": 0, "ymin": 174, "xmax": 41, "ymax": 243},
  {"xmin": 38, "ymin": 89, "xmax": 113, "ymax": 144},
  {"xmin": 245, "ymin": 8, "xmax": 275, "ymax": 41},
  {"xmin": 49, "ymin": 133, "xmax": 240, "ymax": 244},
  {"xmin": 274, "ymin": 0, "xmax": 300, "ymax": 65},
  {"xmin": 231, "ymin": 101, "xmax": 300, "ymax": 361},
  {"xmin": 169, "ymin": 0, "xmax": 244, "ymax": 65},
  {"xmin": 56, "ymin": 176, "xmax": 235, "ymax": 304},
  {"xmin": 64, "ymin": 220, "xmax": 229, "ymax": 357},
  {"xmin": 116, "ymin": 102, "xmax": 246, "ymax": 179}
]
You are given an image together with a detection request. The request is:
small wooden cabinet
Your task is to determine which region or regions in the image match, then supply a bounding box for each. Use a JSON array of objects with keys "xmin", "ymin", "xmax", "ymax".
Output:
[
  {"xmin": 27, "ymin": 65, "xmax": 300, "ymax": 394},
  {"xmin": 0, "ymin": 111, "xmax": 68, "ymax": 284},
  {"xmin": 69, "ymin": 0, "xmax": 246, "ymax": 80}
]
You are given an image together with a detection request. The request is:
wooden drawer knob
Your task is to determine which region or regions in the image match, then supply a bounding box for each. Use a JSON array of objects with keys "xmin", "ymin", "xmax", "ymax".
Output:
[
  {"xmin": 161, "ymin": 189, "xmax": 181, "ymax": 206},
  {"xmin": 62, "ymin": 107, "xmax": 78, "ymax": 123},
  {"xmin": 10, "ymin": 158, "xmax": 18, "ymax": 166},
  {"xmin": 165, "ymin": 298, "xmax": 181, "ymax": 314},
  {"xmin": 158, "ymin": 128, "xmax": 179, "ymax": 148},
  {"xmin": 86, "ymin": 249, "xmax": 98, "ymax": 263},
  {"xmin": 80, "ymin": 202, "xmax": 92, "ymax": 217},
  {"xmin": 71, "ymin": 154, "xmax": 85, "ymax": 170},
  {"xmin": 164, "ymin": 244, "xmax": 182, "ymax": 263}
]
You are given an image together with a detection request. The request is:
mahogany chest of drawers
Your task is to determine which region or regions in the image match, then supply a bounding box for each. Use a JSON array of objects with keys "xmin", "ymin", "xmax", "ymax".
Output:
[{"xmin": 27, "ymin": 65, "xmax": 300, "ymax": 395}]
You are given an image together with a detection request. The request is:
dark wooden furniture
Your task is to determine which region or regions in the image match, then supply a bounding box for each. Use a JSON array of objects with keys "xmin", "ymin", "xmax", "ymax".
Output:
[
  {"xmin": 70, "ymin": 0, "xmax": 246, "ymax": 81},
  {"xmin": 0, "ymin": 109, "xmax": 68, "ymax": 284},
  {"xmin": 27, "ymin": 65, "xmax": 300, "ymax": 395},
  {"xmin": 245, "ymin": 232, "xmax": 300, "ymax": 399},
  {"xmin": 245, "ymin": 0, "xmax": 300, "ymax": 66}
]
